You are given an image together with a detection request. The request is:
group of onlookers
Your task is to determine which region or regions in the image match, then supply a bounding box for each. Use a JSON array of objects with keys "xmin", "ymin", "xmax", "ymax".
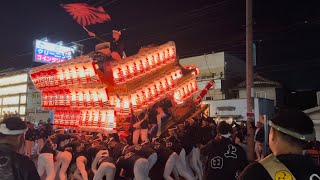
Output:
[{"xmin": 23, "ymin": 119, "xmax": 54, "ymax": 156}]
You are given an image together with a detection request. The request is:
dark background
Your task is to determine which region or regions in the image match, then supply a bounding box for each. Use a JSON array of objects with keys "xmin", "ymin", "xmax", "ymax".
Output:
[{"xmin": 0, "ymin": 0, "xmax": 319, "ymax": 110}]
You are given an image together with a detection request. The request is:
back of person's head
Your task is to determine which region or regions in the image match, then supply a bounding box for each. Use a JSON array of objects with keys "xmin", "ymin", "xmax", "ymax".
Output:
[
  {"xmin": 207, "ymin": 117, "xmax": 217, "ymax": 126},
  {"xmin": 217, "ymin": 121, "xmax": 232, "ymax": 135},
  {"xmin": 270, "ymin": 108, "xmax": 314, "ymax": 148},
  {"xmin": 0, "ymin": 117, "xmax": 27, "ymax": 135},
  {"xmin": 0, "ymin": 117, "xmax": 27, "ymax": 149}
]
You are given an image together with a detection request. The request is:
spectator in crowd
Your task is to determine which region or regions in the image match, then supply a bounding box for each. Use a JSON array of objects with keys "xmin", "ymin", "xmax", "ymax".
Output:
[
  {"xmin": 3, "ymin": 111, "xmax": 8, "ymax": 119},
  {"xmin": 304, "ymin": 137, "xmax": 320, "ymax": 165},
  {"xmin": 14, "ymin": 110, "xmax": 19, "ymax": 117},
  {"xmin": 25, "ymin": 122, "xmax": 36, "ymax": 156},
  {"xmin": 201, "ymin": 121, "xmax": 248, "ymax": 179},
  {"xmin": 44, "ymin": 118, "xmax": 53, "ymax": 140},
  {"xmin": 305, "ymin": 137, "xmax": 320, "ymax": 150},
  {"xmin": 199, "ymin": 117, "xmax": 213, "ymax": 145},
  {"xmin": 207, "ymin": 118, "xmax": 217, "ymax": 139},
  {"xmin": 36, "ymin": 123, "xmax": 46, "ymax": 154},
  {"xmin": 254, "ymin": 122, "xmax": 265, "ymax": 161},
  {"xmin": 240, "ymin": 109, "xmax": 320, "ymax": 179},
  {"xmin": 0, "ymin": 117, "xmax": 40, "ymax": 180}
]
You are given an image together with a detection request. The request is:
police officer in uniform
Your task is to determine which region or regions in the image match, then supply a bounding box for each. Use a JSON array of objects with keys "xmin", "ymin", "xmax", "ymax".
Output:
[
  {"xmin": 201, "ymin": 121, "xmax": 248, "ymax": 180},
  {"xmin": 240, "ymin": 109, "xmax": 320, "ymax": 180}
]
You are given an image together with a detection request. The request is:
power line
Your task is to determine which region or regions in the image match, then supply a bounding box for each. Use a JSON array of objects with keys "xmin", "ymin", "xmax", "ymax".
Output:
[
  {"xmin": 5, "ymin": 1, "xmax": 234, "ymax": 61},
  {"xmin": 92, "ymin": 0, "xmax": 108, "ymax": 6},
  {"xmin": 255, "ymin": 58, "xmax": 320, "ymax": 70},
  {"xmin": 101, "ymin": 0, "xmax": 120, "ymax": 7},
  {"xmin": 124, "ymin": 0, "xmax": 232, "ymax": 32},
  {"xmin": 157, "ymin": 0, "xmax": 231, "ymax": 25}
]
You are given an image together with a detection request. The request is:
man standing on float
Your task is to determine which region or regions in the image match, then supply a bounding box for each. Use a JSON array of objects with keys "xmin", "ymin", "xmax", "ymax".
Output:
[{"xmin": 88, "ymin": 29, "xmax": 126, "ymax": 60}]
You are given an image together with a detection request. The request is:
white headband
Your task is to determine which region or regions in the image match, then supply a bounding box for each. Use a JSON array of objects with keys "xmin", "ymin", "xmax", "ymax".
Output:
[
  {"xmin": 269, "ymin": 121, "xmax": 315, "ymax": 141},
  {"xmin": 0, "ymin": 124, "xmax": 27, "ymax": 135},
  {"xmin": 221, "ymin": 133, "xmax": 232, "ymax": 138}
]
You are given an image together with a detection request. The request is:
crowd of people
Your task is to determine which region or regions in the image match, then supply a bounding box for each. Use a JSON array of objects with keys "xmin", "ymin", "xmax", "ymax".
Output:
[
  {"xmin": 0, "ymin": 108, "xmax": 320, "ymax": 180},
  {"xmin": 23, "ymin": 119, "xmax": 54, "ymax": 156},
  {"xmin": 31, "ymin": 113, "xmax": 247, "ymax": 180},
  {"xmin": 2, "ymin": 110, "xmax": 20, "ymax": 119}
]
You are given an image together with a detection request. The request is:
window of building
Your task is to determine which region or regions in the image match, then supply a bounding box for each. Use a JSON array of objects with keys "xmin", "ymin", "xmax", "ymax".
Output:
[
  {"xmin": 20, "ymin": 95, "xmax": 27, "ymax": 104},
  {"xmin": 0, "ymin": 84, "xmax": 27, "ymax": 96},
  {"xmin": 0, "ymin": 74, "xmax": 28, "ymax": 86},
  {"xmin": 2, "ymin": 96, "xmax": 20, "ymax": 105},
  {"xmin": 19, "ymin": 106, "xmax": 26, "ymax": 115}
]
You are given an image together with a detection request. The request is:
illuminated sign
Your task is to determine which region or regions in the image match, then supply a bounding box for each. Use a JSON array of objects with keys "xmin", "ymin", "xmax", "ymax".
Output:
[{"xmin": 33, "ymin": 40, "xmax": 75, "ymax": 64}]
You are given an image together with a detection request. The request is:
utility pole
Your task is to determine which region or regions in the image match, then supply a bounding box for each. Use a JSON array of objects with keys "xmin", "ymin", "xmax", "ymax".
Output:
[{"xmin": 246, "ymin": 0, "xmax": 255, "ymax": 161}]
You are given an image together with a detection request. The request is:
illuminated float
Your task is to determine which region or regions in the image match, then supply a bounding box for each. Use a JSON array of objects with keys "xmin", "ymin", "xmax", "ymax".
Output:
[{"xmin": 29, "ymin": 41, "xmax": 199, "ymax": 132}]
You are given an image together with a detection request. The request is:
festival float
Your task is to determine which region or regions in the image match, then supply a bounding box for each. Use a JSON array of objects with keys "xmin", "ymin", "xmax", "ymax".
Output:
[
  {"xmin": 29, "ymin": 41, "xmax": 202, "ymax": 133},
  {"xmin": 28, "ymin": 3, "xmax": 213, "ymax": 134}
]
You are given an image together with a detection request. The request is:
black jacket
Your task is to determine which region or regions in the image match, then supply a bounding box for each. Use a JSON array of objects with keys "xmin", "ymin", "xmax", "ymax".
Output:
[
  {"xmin": 0, "ymin": 144, "xmax": 40, "ymax": 180},
  {"xmin": 111, "ymin": 37, "xmax": 125, "ymax": 58},
  {"xmin": 240, "ymin": 154, "xmax": 320, "ymax": 180},
  {"xmin": 201, "ymin": 137, "xmax": 248, "ymax": 180},
  {"xmin": 254, "ymin": 128, "xmax": 264, "ymax": 143}
]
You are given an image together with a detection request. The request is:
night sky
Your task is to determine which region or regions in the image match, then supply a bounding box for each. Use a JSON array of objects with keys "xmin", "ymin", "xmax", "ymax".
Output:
[{"xmin": 0, "ymin": 0, "xmax": 320, "ymax": 94}]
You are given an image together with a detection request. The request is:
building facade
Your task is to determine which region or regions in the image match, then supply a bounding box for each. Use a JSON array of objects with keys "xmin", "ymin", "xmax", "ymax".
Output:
[
  {"xmin": 234, "ymin": 73, "xmax": 281, "ymax": 106},
  {"xmin": 0, "ymin": 69, "xmax": 29, "ymax": 119},
  {"xmin": 203, "ymin": 98, "xmax": 275, "ymax": 124},
  {"xmin": 304, "ymin": 92, "xmax": 320, "ymax": 140},
  {"xmin": 179, "ymin": 52, "xmax": 246, "ymax": 100},
  {"xmin": 0, "ymin": 68, "xmax": 49, "ymax": 122}
]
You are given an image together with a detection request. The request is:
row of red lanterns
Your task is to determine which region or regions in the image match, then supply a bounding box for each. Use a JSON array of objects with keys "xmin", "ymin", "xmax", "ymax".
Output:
[
  {"xmin": 130, "ymin": 68, "xmax": 182, "ymax": 110},
  {"xmin": 54, "ymin": 109, "xmax": 116, "ymax": 129},
  {"xmin": 30, "ymin": 63, "xmax": 98, "ymax": 90},
  {"xmin": 112, "ymin": 47, "xmax": 176, "ymax": 84},
  {"xmin": 42, "ymin": 88, "xmax": 109, "ymax": 108},
  {"xmin": 105, "ymin": 68, "xmax": 183, "ymax": 115},
  {"xmin": 184, "ymin": 65, "xmax": 200, "ymax": 77},
  {"xmin": 173, "ymin": 78, "xmax": 198, "ymax": 104}
]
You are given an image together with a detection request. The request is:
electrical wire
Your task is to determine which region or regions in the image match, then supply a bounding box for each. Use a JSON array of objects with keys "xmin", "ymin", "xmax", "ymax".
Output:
[
  {"xmin": 4, "ymin": 0, "xmax": 319, "ymax": 67},
  {"xmin": 101, "ymin": 0, "xmax": 120, "ymax": 7},
  {"xmin": 92, "ymin": 0, "xmax": 108, "ymax": 6},
  {"xmin": 4, "ymin": 1, "xmax": 235, "ymax": 61}
]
